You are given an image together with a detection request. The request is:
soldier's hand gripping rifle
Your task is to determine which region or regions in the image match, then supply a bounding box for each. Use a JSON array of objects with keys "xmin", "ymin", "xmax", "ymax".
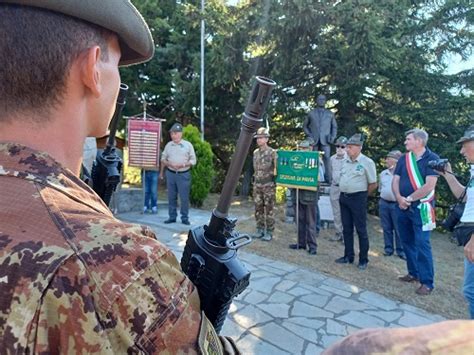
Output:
[
  {"xmin": 92, "ymin": 83, "xmax": 128, "ymax": 206},
  {"xmin": 181, "ymin": 76, "xmax": 276, "ymax": 333}
]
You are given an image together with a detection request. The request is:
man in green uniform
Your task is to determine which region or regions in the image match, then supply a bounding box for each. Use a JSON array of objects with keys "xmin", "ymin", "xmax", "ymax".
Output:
[
  {"xmin": 252, "ymin": 127, "xmax": 276, "ymax": 241},
  {"xmin": 0, "ymin": 1, "xmax": 237, "ymax": 353}
]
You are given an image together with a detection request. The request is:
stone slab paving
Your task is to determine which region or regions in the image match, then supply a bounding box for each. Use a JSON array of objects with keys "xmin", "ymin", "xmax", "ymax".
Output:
[{"xmin": 118, "ymin": 208, "xmax": 446, "ymax": 354}]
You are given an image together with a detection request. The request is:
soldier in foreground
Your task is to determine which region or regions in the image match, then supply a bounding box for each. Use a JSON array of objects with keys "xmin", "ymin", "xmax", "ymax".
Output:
[
  {"xmin": 0, "ymin": 1, "xmax": 237, "ymax": 353},
  {"xmin": 252, "ymin": 127, "xmax": 276, "ymax": 241}
]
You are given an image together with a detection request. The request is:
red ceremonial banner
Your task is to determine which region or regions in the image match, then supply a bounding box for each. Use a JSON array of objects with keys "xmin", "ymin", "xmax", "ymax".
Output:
[{"xmin": 127, "ymin": 119, "xmax": 161, "ymax": 168}]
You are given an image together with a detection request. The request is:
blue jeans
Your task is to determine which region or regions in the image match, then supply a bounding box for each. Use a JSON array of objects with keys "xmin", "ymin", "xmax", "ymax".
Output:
[
  {"xmin": 396, "ymin": 205, "xmax": 434, "ymax": 289},
  {"xmin": 379, "ymin": 199, "xmax": 404, "ymax": 256},
  {"xmin": 143, "ymin": 170, "xmax": 159, "ymax": 209},
  {"xmin": 464, "ymin": 258, "xmax": 474, "ymax": 319}
]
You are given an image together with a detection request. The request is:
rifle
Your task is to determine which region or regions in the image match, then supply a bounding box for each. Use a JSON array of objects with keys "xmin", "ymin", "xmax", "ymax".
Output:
[
  {"xmin": 180, "ymin": 76, "xmax": 276, "ymax": 333},
  {"xmin": 91, "ymin": 83, "xmax": 128, "ymax": 206}
]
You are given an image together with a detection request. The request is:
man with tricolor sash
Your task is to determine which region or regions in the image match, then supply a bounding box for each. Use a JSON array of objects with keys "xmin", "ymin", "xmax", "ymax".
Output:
[{"xmin": 392, "ymin": 128, "xmax": 440, "ymax": 296}]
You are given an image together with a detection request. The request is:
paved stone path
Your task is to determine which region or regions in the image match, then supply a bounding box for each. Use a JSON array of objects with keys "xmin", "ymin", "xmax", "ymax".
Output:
[{"xmin": 118, "ymin": 207, "xmax": 445, "ymax": 354}]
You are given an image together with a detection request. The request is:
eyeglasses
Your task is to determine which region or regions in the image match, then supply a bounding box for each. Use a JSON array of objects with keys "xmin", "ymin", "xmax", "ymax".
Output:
[{"xmin": 336, "ymin": 145, "xmax": 346, "ymax": 149}]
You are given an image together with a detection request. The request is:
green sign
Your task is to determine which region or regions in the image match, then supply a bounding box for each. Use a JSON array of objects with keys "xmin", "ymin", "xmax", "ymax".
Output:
[{"xmin": 276, "ymin": 150, "xmax": 320, "ymax": 191}]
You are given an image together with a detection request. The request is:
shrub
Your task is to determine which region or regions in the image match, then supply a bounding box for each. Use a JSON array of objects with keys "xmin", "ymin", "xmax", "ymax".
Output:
[{"xmin": 183, "ymin": 125, "xmax": 215, "ymax": 207}]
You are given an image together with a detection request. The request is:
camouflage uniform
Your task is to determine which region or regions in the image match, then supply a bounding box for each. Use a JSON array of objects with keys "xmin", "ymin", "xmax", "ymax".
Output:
[
  {"xmin": 0, "ymin": 143, "xmax": 237, "ymax": 354},
  {"xmin": 253, "ymin": 145, "xmax": 276, "ymax": 234}
]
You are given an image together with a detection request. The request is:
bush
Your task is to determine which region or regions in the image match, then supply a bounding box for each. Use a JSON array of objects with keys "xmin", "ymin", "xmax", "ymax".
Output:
[{"xmin": 183, "ymin": 125, "xmax": 215, "ymax": 207}]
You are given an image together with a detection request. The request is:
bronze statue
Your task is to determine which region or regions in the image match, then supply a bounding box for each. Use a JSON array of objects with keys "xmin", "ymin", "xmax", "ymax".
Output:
[{"xmin": 303, "ymin": 94, "xmax": 337, "ymax": 182}]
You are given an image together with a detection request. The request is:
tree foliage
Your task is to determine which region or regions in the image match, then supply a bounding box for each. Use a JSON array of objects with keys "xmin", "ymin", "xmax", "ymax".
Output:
[
  {"xmin": 121, "ymin": 0, "xmax": 473, "ymax": 208},
  {"xmin": 183, "ymin": 124, "xmax": 215, "ymax": 207}
]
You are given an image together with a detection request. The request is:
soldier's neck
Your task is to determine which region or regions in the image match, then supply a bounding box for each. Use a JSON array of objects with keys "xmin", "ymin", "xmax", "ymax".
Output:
[{"xmin": 0, "ymin": 116, "xmax": 85, "ymax": 176}]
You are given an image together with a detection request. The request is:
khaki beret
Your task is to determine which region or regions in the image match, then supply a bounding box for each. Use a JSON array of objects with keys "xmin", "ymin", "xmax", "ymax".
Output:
[
  {"xmin": 457, "ymin": 125, "xmax": 474, "ymax": 144},
  {"xmin": 169, "ymin": 123, "xmax": 183, "ymax": 132},
  {"xmin": 2, "ymin": 0, "xmax": 154, "ymax": 66},
  {"xmin": 254, "ymin": 127, "xmax": 270, "ymax": 138}
]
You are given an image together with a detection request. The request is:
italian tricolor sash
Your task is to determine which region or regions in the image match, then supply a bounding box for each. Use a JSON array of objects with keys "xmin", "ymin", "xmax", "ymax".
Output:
[{"xmin": 406, "ymin": 152, "xmax": 436, "ymax": 231}]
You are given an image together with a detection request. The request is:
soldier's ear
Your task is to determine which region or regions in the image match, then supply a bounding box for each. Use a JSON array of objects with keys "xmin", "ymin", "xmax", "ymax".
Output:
[{"xmin": 80, "ymin": 45, "xmax": 102, "ymax": 98}]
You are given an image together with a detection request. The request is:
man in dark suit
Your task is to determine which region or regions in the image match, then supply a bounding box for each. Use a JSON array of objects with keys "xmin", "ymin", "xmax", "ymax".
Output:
[{"xmin": 303, "ymin": 94, "xmax": 338, "ymax": 182}]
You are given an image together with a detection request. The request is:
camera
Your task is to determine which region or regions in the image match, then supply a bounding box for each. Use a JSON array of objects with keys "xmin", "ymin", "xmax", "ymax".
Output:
[
  {"xmin": 441, "ymin": 202, "xmax": 465, "ymax": 231},
  {"xmin": 428, "ymin": 158, "xmax": 449, "ymax": 172}
]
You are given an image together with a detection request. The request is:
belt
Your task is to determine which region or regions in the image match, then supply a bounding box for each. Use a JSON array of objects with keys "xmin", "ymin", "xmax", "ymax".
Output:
[
  {"xmin": 381, "ymin": 198, "xmax": 396, "ymax": 203},
  {"xmin": 167, "ymin": 168, "xmax": 190, "ymax": 174},
  {"xmin": 340, "ymin": 191, "xmax": 367, "ymax": 197},
  {"xmin": 255, "ymin": 176, "xmax": 274, "ymax": 185}
]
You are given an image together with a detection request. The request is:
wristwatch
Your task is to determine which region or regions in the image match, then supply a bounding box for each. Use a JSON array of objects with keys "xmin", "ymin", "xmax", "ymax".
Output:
[{"xmin": 406, "ymin": 196, "xmax": 413, "ymax": 202}]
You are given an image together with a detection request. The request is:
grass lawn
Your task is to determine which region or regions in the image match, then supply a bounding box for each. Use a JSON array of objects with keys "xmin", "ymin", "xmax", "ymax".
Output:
[{"xmin": 201, "ymin": 194, "xmax": 468, "ymax": 320}]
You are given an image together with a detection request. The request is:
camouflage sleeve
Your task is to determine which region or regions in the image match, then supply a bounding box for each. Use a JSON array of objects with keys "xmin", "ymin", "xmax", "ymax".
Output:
[
  {"xmin": 30, "ymin": 250, "xmax": 203, "ymax": 353},
  {"xmin": 323, "ymin": 320, "xmax": 474, "ymax": 355}
]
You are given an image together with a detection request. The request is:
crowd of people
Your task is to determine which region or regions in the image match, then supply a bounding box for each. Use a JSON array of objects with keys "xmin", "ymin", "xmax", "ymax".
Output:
[
  {"xmin": 0, "ymin": 1, "xmax": 472, "ymax": 353},
  {"xmin": 251, "ymin": 123, "xmax": 474, "ymax": 318}
]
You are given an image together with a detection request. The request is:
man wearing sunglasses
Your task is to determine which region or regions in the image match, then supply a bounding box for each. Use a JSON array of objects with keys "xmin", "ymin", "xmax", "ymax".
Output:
[{"xmin": 329, "ymin": 136, "xmax": 348, "ymax": 242}]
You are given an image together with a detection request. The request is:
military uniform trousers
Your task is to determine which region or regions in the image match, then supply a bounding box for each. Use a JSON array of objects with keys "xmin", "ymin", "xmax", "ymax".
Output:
[
  {"xmin": 329, "ymin": 184, "xmax": 342, "ymax": 237},
  {"xmin": 254, "ymin": 183, "xmax": 276, "ymax": 232},
  {"xmin": 340, "ymin": 191, "xmax": 369, "ymax": 263},
  {"xmin": 166, "ymin": 169, "xmax": 191, "ymax": 222},
  {"xmin": 298, "ymin": 201, "xmax": 318, "ymax": 250}
]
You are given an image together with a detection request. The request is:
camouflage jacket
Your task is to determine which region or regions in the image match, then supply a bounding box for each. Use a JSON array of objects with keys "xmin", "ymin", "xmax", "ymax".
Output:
[
  {"xmin": 0, "ymin": 143, "xmax": 234, "ymax": 354},
  {"xmin": 253, "ymin": 145, "xmax": 275, "ymax": 186}
]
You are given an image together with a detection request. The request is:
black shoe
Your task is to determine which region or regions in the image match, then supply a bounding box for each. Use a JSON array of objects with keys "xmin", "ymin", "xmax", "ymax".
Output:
[
  {"xmin": 308, "ymin": 248, "xmax": 317, "ymax": 255},
  {"xmin": 335, "ymin": 256, "xmax": 354, "ymax": 264},
  {"xmin": 383, "ymin": 252, "xmax": 393, "ymax": 256},
  {"xmin": 358, "ymin": 261, "xmax": 368, "ymax": 270},
  {"xmin": 164, "ymin": 219, "xmax": 176, "ymax": 224},
  {"xmin": 182, "ymin": 220, "xmax": 190, "ymax": 225},
  {"xmin": 289, "ymin": 244, "xmax": 305, "ymax": 250}
]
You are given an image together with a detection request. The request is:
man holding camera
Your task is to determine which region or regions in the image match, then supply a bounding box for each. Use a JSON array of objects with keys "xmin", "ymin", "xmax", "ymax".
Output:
[
  {"xmin": 392, "ymin": 128, "xmax": 439, "ymax": 296},
  {"xmin": 439, "ymin": 125, "xmax": 474, "ymax": 319}
]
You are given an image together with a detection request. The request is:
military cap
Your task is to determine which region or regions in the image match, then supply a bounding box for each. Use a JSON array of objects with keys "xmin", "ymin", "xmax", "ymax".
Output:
[
  {"xmin": 254, "ymin": 127, "xmax": 270, "ymax": 138},
  {"xmin": 298, "ymin": 139, "xmax": 314, "ymax": 149},
  {"xmin": 456, "ymin": 125, "xmax": 474, "ymax": 144},
  {"xmin": 334, "ymin": 136, "xmax": 348, "ymax": 145},
  {"xmin": 387, "ymin": 150, "xmax": 402, "ymax": 160},
  {"xmin": 169, "ymin": 123, "xmax": 183, "ymax": 132},
  {"xmin": 2, "ymin": 0, "xmax": 154, "ymax": 66},
  {"xmin": 347, "ymin": 133, "xmax": 364, "ymax": 146}
]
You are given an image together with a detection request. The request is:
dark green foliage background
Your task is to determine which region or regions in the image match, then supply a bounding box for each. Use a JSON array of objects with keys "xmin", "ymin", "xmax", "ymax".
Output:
[
  {"xmin": 120, "ymin": 0, "xmax": 473, "ymax": 216},
  {"xmin": 183, "ymin": 125, "xmax": 215, "ymax": 207}
]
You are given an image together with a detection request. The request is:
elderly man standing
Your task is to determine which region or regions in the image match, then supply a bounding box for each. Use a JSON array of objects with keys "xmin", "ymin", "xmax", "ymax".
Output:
[
  {"xmin": 392, "ymin": 128, "xmax": 439, "ymax": 296},
  {"xmin": 161, "ymin": 123, "xmax": 197, "ymax": 225},
  {"xmin": 379, "ymin": 150, "xmax": 406, "ymax": 259},
  {"xmin": 335, "ymin": 134, "xmax": 377, "ymax": 270},
  {"xmin": 329, "ymin": 136, "xmax": 348, "ymax": 242}
]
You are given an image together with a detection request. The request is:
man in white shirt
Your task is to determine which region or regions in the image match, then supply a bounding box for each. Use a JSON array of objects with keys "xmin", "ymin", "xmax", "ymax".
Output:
[{"xmin": 329, "ymin": 136, "xmax": 348, "ymax": 242}]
